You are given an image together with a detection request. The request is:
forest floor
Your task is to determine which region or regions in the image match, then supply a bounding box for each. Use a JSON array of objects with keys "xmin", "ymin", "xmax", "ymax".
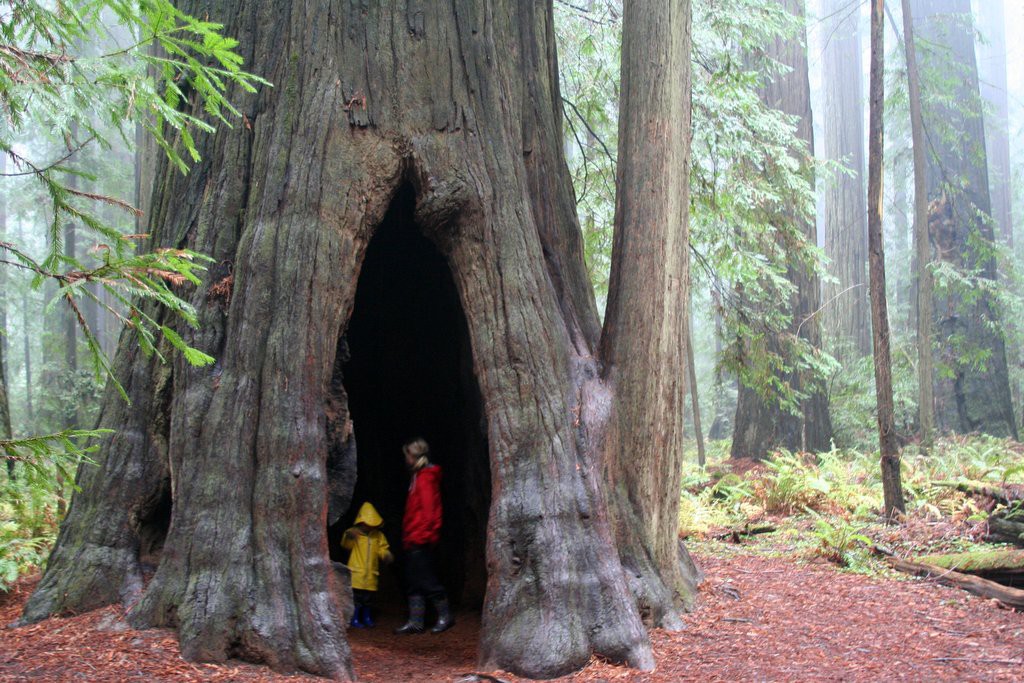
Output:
[{"xmin": 2, "ymin": 542, "xmax": 1023, "ymax": 682}]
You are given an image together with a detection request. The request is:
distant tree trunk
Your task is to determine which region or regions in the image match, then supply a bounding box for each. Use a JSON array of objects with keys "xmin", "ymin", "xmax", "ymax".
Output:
[
  {"xmin": 687, "ymin": 292, "xmax": 705, "ymax": 466},
  {"xmin": 62, "ymin": 166, "xmax": 79, "ymax": 508},
  {"xmin": 909, "ymin": 0, "xmax": 1016, "ymax": 438},
  {"xmin": 868, "ymin": 0, "xmax": 904, "ymax": 517},
  {"xmin": 15, "ymin": 218, "xmax": 33, "ymax": 430},
  {"xmin": 600, "ymin": 0, "xmax": 696, "ymax": 629},
  {"xmin": 975, "ymin": 0, "xmax": 1019, "ymax": 423},
  {"xmin": 977, "ymin": 0, "xmax": 1012, "ymax": 248},
  {"xmin": 732, "ymin": 0, "xmax": 832, "ymax": 459},
  {"xmin": 821, "ymin": 0, "xmax": 870, "ymax": 358},
  {"xmin": 23, "ymin": 1, "xmax": 698, "ymax": 679},
  {"xmin": 900, "ymin": 0, "xmax": 934, "ymax": 450},
  {"xmin": 0, "ymin": 153, "xmax": 11, "ymax": 476},
  {"xmin": 708, "ymin": 291, "xmax": 731, "ymax": 440}
]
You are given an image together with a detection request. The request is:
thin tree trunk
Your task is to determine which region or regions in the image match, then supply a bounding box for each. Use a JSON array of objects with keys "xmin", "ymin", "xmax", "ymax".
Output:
[
  {"xmin": 900, "ymin": 0, "xmax": 934, "ymax": 450},
  {"xmin": 687, "ymin": 296, "xmax": 705, "ymax": 466},
  {"xmin": 869, "ymin": 0, "xmax": 904, "ymax": 517},
  {"xmin": 63, "ymin": 142, "xmax": 77, "ymax": 382},
  {"xmin": 0, "ymin": 152, "xmax": 11, "ymax": 476},
  {"xmin": 600, "ymin": 0, "xmax": 696, "ymax": 628},
  {"xmin": 822, "ymin": 0, "xmax": 870, "ymax": 358},
  {"xmin": 16, "ymin": 218, "xmax": 33, "ymax": 430},
  {"xmin": 708, "ymin": 291, "xmax": 731, "ymax": 440}
]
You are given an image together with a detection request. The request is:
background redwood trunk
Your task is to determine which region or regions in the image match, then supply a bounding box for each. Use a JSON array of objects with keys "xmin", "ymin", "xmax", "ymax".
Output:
[
  {"xmin": 732, "ymin": 0, "xmax": 832, "ymax": 459},
  {"xmin": 908, "ymin": 0, "xmax": 1016, "ymax": 439},
  {"xmin": 821, "ymin": 0, "xmax": 870, "ymax": 359},
  {"xmin": 900, "ymin": 0, "xmax": 935, "ymax": 450}
]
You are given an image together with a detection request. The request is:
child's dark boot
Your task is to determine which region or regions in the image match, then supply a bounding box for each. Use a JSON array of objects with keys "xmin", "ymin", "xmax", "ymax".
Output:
[
  {"xmin": 430, "ymin": 596, "xmax": 454, "ymax": 634},
  {"xmin": 394, "ymin": 595, "xmax": 425, "ymax": 634}
]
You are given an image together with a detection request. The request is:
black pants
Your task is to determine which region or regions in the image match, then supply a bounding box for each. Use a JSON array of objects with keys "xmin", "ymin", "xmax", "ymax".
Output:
[
  {"xmin": 352, "ymin": 588, "xmax": 374, "ymax": 609},
  {"xmin": 402, "ymin": 545, "xmax": 446, "ymax": 600}
]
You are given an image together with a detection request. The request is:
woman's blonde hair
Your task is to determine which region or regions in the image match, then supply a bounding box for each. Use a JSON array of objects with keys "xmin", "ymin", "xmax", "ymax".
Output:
[{"xmin": 403, "ymin": 437, "xmax": 430, "ymax": 467}]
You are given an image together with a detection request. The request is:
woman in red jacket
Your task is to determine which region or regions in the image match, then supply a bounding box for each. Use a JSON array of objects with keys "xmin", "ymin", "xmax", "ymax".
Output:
[{"xmin": 394, "ymin": 437, "xmax": 454, "ymax": 634}]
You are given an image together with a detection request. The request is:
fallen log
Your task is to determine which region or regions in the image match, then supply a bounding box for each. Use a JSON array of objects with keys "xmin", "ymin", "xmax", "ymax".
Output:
[
  {"xmin": 989, "ymin": 510, "xmax": 1024, "ymax": 547},
  {"xmin": 887, "ymin": 557, "xmax": 1024, "ymax": 609},
  {"xmin": 931, "ymin": 480, "xmax": 1022, "ymax": 505},
  {"xmin": 713, "ymin": 524, "xmax": 777, "ymax": 543},
  {"xmin": 916, "ymin": 549, "xmax": 1024, "ymax": 587}
]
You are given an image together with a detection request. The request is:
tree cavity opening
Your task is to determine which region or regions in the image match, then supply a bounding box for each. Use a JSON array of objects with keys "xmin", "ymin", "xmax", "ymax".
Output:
[{"xmin": 329, "ymin": 184, "xmax": 490, "ymax": 614}]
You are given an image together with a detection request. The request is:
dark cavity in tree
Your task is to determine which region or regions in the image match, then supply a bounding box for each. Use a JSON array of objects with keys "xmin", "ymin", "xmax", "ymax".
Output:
[
  {"xmin": 137, "ymin": 482, "xmax": 172, "ymax": 570},
  {"xmin": 330, "ymin": 184, "xmax": 490, "ymax": 610}
]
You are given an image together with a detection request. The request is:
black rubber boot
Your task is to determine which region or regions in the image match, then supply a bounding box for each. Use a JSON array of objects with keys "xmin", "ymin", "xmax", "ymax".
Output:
[
  {"xmin": 394, "ymin": 595, "xmax": 425, "ymax": 635},
  {"xmin": 430, "ymin": 596, "xmax": 454, "ymax": 634}
]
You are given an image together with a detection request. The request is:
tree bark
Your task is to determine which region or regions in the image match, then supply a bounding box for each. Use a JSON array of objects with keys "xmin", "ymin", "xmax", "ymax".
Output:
[
  {"xmin": 977, "ymin": 0, "xmax": 1012, "ymax": 248},
  {"xmin": 23, "ymin": 1, "xmax": 696, "ymax": 679},
  {"xmin": 732, "ymin": 0, "xmax": 832, "ymax": 459},
  {"xmin": 909, "ymin": 0, "xmax": 1016, "ymax": 439},
  {"xmin": 16, "ymin": 218, "xmax": 32, "ymax": 429},
  {"xmin": 63, "ymin": 154, "xmax": 77, "ymax": 382},
  {"xmin": 687, "ymin": 295, "xmax": 705, "ymax": 467},
  {"xmin": 599, "ymin": 0, "xmax": 696, "ymax": 630},
  {"xmin": 0, "ymin": 151, "xmax": 11, "ymax": 477},
  {"xmin": 868, "ymin": 0, "xmax": 904, "ymax": 518},
  {"xmin": 821, "ymin": 0, "xmax": 870, "ymax": 358},
  {"xmin": 900, "ymin": 0, "xmax": 935, "ymax": 450}
]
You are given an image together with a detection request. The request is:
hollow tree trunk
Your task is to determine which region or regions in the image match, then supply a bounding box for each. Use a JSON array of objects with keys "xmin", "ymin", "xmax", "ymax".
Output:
[
  {"xmin": 909, "ymin": 0, "xmax": 1016, "ymax": 439},
  {"xmin": 23, "ymin": 1, "xmax": 694, "ymax": 679},
  {"xmin": 867, "ymin": 0, "xmax": 905, "ymax": 518},
  {"xmin": 821, "ymin": 0, "xmax": 870, "ymax": 358},
  {"xmin": 732, "ymin": 0, "xmax": 832, "ymax": 460}
]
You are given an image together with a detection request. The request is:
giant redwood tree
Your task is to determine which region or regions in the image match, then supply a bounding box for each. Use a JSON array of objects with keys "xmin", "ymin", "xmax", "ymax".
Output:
[
  {"xmin": 21, "ymin": 0, "xmax": 698, "ymax": 679},
  {"xmin": 821, "ymin": 0, "xmax": 869, "ymax": 358},
  {"xmin": 731, "ymin": 0, "xmax": 832, "ymax": 459},
  {"xmin": 907, "ymin": 0, "xmax": 1016, "ymax": 438}
]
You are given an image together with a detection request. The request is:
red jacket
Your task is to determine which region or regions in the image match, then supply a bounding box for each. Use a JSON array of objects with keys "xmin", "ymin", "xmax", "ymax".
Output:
[{"xmin": 402, "ymin": 464, "xmax": 442, "ymax": 549}]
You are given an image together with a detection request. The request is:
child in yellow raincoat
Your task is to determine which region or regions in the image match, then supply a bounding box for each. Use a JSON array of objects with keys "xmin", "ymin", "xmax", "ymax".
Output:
[{"xmin": 342, "ymin": 502, "xmax": 393, "ymax": 628}]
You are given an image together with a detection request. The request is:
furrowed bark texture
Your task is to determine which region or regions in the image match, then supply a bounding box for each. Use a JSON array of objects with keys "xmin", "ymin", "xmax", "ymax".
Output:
[
  {"xmin": 822, "ymin": 0, "xmax": 869, "ymax": 358},
  {"xmin": 732, "ymin": 0, "xmax": 832, "ymax": 459},
  {"xmin": 867, "ymin": 0, "xmax": 904, "ymax": 517},
  {"xmin": 25, "ymin": 1, "xmax": 668, "ymax": 679},
  {"xmin": 600, "ymin": 0, "xmax": 697, "ymax": 628},
  {"xmin": 900, "ymin": 0, "xmax": 935, "ymax": 450},
  {"xmin": 909, "ymin": 0, "xmax": 1016, "ymax": 439}
]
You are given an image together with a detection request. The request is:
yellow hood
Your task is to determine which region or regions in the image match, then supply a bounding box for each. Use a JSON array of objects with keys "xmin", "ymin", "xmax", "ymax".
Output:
[{"xmin": 354, "ymin": 502, "xmax": 384, "ymax": 528}]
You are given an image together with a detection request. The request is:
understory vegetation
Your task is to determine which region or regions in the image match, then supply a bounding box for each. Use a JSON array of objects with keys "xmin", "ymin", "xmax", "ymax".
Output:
[
  {"xmin": 4, "ymin": 434, "xmax": 1021, "ymax": 592},
  {"xmin": 680, "ymin": 435, "xmax": 1024, "ymax": 571}
]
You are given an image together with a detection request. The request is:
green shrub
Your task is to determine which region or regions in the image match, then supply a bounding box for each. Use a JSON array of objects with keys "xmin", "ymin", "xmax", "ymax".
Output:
[
  {"xmin": 806, "ymin": 508, "xmax": 871, "ymax": 567},
  {"xmin": 755, "ymin": 451, "xmax": 831, "ymax": 514},
  {"xmin": 0, "ymin": 466, "xmax": 64, "ymax": 592}
]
